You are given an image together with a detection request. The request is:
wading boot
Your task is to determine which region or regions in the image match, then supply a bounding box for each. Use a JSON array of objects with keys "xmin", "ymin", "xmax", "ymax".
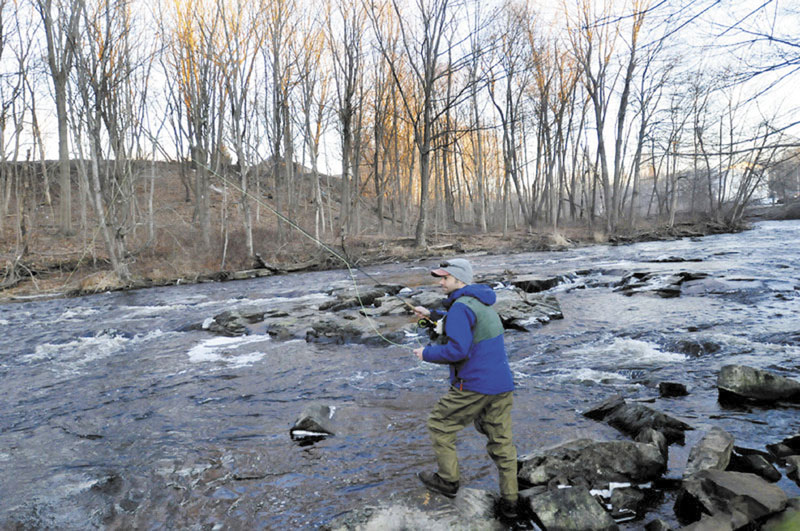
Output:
[
  {"xmin": 498, "ymin": 497, "xmax": 518, "ymax": 521},
  {"xmin": 417, "ymin": 471, "xmax": 459, "ymax": 498}
]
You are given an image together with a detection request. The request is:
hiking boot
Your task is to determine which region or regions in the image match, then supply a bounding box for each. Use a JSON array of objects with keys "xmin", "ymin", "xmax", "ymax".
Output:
[
  {"xmin": 417, "ymin": 471, "xmax": 459, "ymax": 498},
  {"xmin": 498, "ymin": 497, "xmax": 518, "ymax": 520}
]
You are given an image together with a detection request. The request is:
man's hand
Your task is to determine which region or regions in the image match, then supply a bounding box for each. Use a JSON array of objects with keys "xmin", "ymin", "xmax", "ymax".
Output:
[
  {"xmin": 413, "ymin": 347, "xmax": 424, "ymax": 361},
  {"xmin": 413, "ymin": 306, "xmax": 430, "ymax": 319}
]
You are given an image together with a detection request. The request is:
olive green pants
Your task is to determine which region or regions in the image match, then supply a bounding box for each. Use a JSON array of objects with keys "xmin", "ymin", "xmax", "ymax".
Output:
[{"xmin": 427, "ymin": 387, "xmax": 518, "ymax": 502}]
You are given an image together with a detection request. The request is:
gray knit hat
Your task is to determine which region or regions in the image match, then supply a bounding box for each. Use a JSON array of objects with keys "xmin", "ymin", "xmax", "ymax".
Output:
[{"xmin": 431, "ymin": 258, "xmax": 473, "ymax": 285}]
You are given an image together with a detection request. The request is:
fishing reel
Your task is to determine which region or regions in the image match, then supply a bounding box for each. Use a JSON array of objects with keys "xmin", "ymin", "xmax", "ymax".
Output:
[
  {"xmin": 417, "ymin": 317, "xmax": 443, "ymax": 339},
  {"xmin": 417, "ymin": 318, "xmax": 435, "ymax": 329}
]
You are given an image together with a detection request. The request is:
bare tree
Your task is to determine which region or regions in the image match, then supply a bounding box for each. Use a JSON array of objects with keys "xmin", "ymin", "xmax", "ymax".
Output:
[
  {"xmin": 368, "ymin": 38, "xmax": 394, "ymax": 234},
  {"xmin": 567, "ymin": 0, "xmax": 651, "ymax": 232},
  {"xmin": 1, "ymin": 0, "xmax": 21, "ymax": 234},
  {"xmin": 466, "ymin": 0, "xmax": 492, "ymax": 232},
  {"xmin": 626, "ymin": 42, "xmax": 674, "ymax": 227},
  {"xmin": 33, "ymin": 0, "xmax": 82, "ymax": 235},
  {"xmin": 217, "ymin": 0, "xmax": 267, "ymax": 258},
  {"xmin": 161, "ymin": 0, "xmax": 224, "ymax": 248},
  {"xmin": 726, "ymin": 123, "xmax": 778, "ymax": 224},
  {"xmin": 295, "ymin": 13, "xmax": 330, "ymax": 240},
  {"xmin": 262, "ymin": 0, "xmax": 296, "ymax": 241},
  {"xmin": 487, "ymin": 0, "xmax": 532, "ymax": 228},
  {"xmin": 71, "ymin": 0, "xmax": 152, "ymax": 282},
  {"xmin": 719, "ymin": 0, "xmax": 800, "ymax": 91},
  {"xmin": 327, "ymin": 0, "xmax": 367, "ymax": 235},
  {"xmin": 369, "ymin": 0, "xmax": 467, "ymax": 247}
]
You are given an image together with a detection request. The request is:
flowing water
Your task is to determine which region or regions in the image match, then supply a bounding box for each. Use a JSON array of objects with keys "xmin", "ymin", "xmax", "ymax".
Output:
[{"xmin": 1, "ymin": 220, "xmax": 799, "ymax": 529}]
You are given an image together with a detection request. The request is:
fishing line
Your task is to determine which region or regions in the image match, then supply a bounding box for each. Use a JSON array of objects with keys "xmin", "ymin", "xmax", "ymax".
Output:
[{"xmin": 197, "ymin": 161, "xmax": 428, "ymax": 350}]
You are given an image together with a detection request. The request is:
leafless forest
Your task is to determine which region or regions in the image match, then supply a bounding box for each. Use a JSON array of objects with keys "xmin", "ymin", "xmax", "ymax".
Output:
[{"xmin": 1, "ymin": 0, "xmax": 799, "ymax": 291}]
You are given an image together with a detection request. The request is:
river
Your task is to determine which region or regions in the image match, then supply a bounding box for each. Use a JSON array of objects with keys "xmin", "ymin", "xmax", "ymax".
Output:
[{"xmin": 1, "ymin": 220, "xmax": 799, "ymax": 529}]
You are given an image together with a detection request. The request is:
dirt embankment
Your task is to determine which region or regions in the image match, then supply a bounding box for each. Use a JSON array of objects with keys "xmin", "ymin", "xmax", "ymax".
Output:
[
  {"xmin": 4, "ymin": 157, "xmax": 796, "ymax": 304},
  {"xmin": 0, "ymin": 217, "xmax": 752, "ymax": 304}
]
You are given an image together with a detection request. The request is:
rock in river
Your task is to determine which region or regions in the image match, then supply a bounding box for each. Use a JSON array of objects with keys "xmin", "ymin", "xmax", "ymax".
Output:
[
  {"xmin": 658, "ymin": 381, "xmax": 689, "ymax": 398},
  {"xmin": 290, "ymin": 404, "xmax": 335, "ymax": 443},
  {"xmin": 717, "ymin": 365, "xmax": 800, "ymax": 403},
  {"xmin": 583, "ymin": 395, "xmax": 693, "ymax": 444},
  {"xmin": 767, "ymin": 433, "xmax": 800, "ymax": 459},
  {"xmin": 493, "ymin": 289, "xmax": 563, "ymax": 331},
  {"xmin": 786, "ymin": 456, "xmax": 800, "ymax": 485},
  {"xmin": 674, "ymin": 469, "xmax": 787, "ymax": 528},
  {"xmin": 203, "ymin": 307, "xmax": 266, "ymax": 336},
  {"xmin": 518, "ymin": 437, "xmax": 667, "ymax": 488},
  {"xmin": 683, "ymin": 427, "xmax": 734, "ymax": 478},
  {"xmin": 319, "ymin": 284, "xmax": 406, "ymax": 312},
  {"xmin": 762, "ymin": 498, "xmax": 800, "ymax": 531},
  {"xmin": 523, "ymin": 485, "xmax": 619, "ymax": 531},
  {"xmin": 727, "ymin": 447, "xmax": 782, "ymax": 483}
]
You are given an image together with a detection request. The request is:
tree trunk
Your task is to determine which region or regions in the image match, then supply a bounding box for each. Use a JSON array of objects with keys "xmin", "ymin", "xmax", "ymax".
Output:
[
  {"xmin": 55, "ymin": 77, "xmax": 72, "ymax": 235},
  {"xmin": 472, "ymin": 89, "xmax": 487, "ymax": 232}
]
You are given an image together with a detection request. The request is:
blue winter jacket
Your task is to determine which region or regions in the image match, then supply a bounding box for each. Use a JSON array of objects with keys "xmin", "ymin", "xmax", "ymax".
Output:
[{"xmin": 422, "ymin": 284, "xmax": 514, "ymax": 395}]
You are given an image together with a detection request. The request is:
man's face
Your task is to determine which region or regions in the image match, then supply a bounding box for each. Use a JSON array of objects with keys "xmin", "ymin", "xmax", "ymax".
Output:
[{"xmin": 437, "ymin": 274, "xmax": 462, "ymax": 294}]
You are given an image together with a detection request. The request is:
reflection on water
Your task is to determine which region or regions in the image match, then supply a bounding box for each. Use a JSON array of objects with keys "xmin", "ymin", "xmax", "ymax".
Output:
[{"xmin": 1, "ymin": 221, "xmax": 799, "ymax": 528}]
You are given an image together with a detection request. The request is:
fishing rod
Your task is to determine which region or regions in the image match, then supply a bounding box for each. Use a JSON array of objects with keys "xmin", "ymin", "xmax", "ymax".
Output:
[{"xmin": 195, "ymin": 161, "xmax": 435, "ymax": 347}]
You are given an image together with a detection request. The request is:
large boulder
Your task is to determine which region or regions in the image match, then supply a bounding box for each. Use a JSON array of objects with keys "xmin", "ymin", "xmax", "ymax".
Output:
[
  {"xmin": 637, "ymin": 428, "xmax": 669, "ymax": 460},
  {"xmin": 678, "ymin": 513, "xmax": 736, "ymax": 530},
  {"xmin": 522, "ymin": 485, "xmax": 619, "ymax": 531},
  {"xmin": 683, "ymin": 427, "xmax": 734, "ymax": 477},
  {"xmin": 727, "ymin": 447, "xmax": 782, "ymax": 482},
  {"xmin": 674, "ymin": 470, "xmax": 788, "ymax": 527},
  {"xmin": 319, "ymin": 284, "xmax": 406, "ymax": 312},
  {"xmin": 261, "ymin": 308, "xmax": 317, "ymax": 341},
  {"xmin": 786, "ymin": 456, "xmax": 800, "ymax": 486},
  {"xmin": 659, "ymin": 382, "xmax": 689, "ymax": 398},
  {"xmin": 507, "ymin": 274, "xmax": 570, "ymax": 293},
  {"xmin": 717, "ymin": 365, "xmax": 800, "ymax": 403},
  {"xmin": 767, "ymin": 434, "xmax": 800, "ymax": 459},
  {"xmin": 204, "ymin": 307, "xmax": 266, "ymax": 336},
  {"xmin": 669, "ymin": 338, "xmax": 721, "ymax": 357},
  {"xmin": 408, "ymin": 290, "xmax": 446, "ymax": 312},
  {"xmin": 644, "ymin": 519, "xmax": 673, "ymax": 531},
  {"xmin": 518, "ymin": 438, "xmax": 667, "ymax": 488},
  {"xmin": 762, "ymin": 497, "xmax": 800, "ymax": 531},
  {"xmin": 358, "ymin": 297, "xmax": 411, "ymax": 318},
  {"xmin": 305, "ymin": 311, "xmax": 400, "ymax": 345},
  {"xmin": 493, "ymin": 290, "xmax": 563, "ymax": 331},
  {"xmin": 583, "ymin": 395, "xmax": 693, "ymax": 444},
  {"xmin": 614, "ymin": 271, "xmax": 708, "ymax": 298},
  {"xmin": 607, "ymin": 486, "xmax": 646, "ymax": 521}
]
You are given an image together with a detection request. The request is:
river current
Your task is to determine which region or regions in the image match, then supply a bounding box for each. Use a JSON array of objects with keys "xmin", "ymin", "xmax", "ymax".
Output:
[{"xmin": 1, "ymin": 220, "xmax": 799, "ymax": 529}]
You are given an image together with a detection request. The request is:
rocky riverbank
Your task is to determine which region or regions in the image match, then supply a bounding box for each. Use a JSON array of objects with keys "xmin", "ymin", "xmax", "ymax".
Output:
[{"xmin": 320, "ymin": 364, "xmax": 800, "ymax": 530}]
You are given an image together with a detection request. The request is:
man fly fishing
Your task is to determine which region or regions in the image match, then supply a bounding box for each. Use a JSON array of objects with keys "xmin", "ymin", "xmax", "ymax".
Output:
[{"xmin": 412, "ymin": 258, "xmax": 519, "ymax": 520}]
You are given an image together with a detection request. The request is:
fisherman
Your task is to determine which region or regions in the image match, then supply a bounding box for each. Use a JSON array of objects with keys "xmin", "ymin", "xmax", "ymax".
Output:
[{"xmin": 412, "ymin": 258, "xmax": 519, "ymax": 520}]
